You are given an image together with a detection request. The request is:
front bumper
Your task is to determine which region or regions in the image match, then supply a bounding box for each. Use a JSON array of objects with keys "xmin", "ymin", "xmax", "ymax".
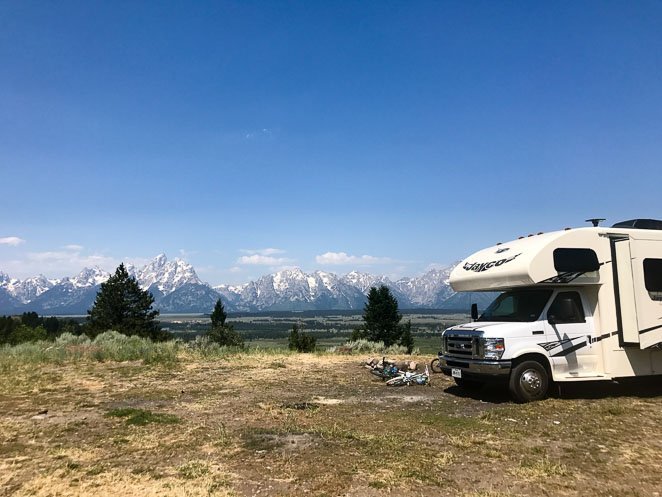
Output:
[{"xmin": 439, "ymin": 354, "xmax": 512, "ymax": 378}]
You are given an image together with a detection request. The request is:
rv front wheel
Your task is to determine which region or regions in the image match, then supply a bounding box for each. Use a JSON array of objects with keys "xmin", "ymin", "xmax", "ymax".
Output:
[{"xmin": 509, "ymin": 360, "xmax": 549, "ymax": 403}]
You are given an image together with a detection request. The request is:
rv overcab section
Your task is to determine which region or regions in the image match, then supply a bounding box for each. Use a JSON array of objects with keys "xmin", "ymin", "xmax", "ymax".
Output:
[{"xmin": 438, "ymin": 220, "xmax": 662, "ymax": 402}]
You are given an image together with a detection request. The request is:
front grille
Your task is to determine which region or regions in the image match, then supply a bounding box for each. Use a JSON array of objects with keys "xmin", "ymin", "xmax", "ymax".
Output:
[
  {"xmin": 445, "ymin": 359, "xmax": 470, "ymax": 368},
  {"xmin": 443, "ymin": 331, "xmax": 481, "ymax": 359}
]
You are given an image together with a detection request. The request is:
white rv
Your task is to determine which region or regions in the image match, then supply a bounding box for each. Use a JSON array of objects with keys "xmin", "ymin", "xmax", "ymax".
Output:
[{"xmin": 438, "ymin": 219, "xmax": 662, "ymax": 402}]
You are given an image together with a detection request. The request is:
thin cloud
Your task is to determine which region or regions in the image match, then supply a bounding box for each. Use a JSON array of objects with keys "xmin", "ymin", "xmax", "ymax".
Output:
[
  {"xmin": 240, "ymin": 248, "xmax": 286, "ymax": 256},
  {"xmin": 26, "ymin": 251, "xmax": 116, "ymax": 267},
  {"xmin": 244, "ymin": 128, "xmax": 274, "ymax": 140},
  {"xmin": 315, "ymin": 251, "xmax": 392, "ymax": 265},
  {"xmin": 237, "ymin": 248, "xmax": 292, "ymax": 266},
  {"xmin": 0, "ymin": 249, "xmax": 118, "ymax": 279},
  {"xmin": 178, "ymin": 248, "xmax": 198, "ymax": 259},
  {"xmin": 0, "ymin": 237, "xmax": 25, "ymax": 246},
  {"xmin": 237, "ymin": 254, "xmax": 292, "ymax": 266},
  {"xmin": 64, "ymin": 244, "xmax": 84, "ymax": 251}
]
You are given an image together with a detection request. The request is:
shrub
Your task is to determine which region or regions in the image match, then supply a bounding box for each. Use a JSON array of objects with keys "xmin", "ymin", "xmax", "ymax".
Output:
[
  {"xmin": 0, "ymin": 330, "xmax": 178, "ymax": 368},
  {"xmin": 91, "ymin": 331, "xmax": 178, "ymax": 364},
  {"xmin": 288, "ymin": 324, "xmax": 316, "ymax": 352},
  {"xmin": 207, "ymin": 325, "xmax": 244, "ymax": 348},
  {"xmin": 55, "ymin": 332, "xmax": 91, "ymax": 347},
  {"xmin": 186, "ymin": 335, "xmax": 233, "ymax": 358},
  {"xmin": 334, "ymin": 339, "xmax": 409, "ymax": 355}
]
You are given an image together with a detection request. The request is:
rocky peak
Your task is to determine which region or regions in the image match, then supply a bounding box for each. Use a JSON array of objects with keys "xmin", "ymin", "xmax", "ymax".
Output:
[{"xmin": 70, "ymin": 267, "xmax": 110, "ymax": 288}]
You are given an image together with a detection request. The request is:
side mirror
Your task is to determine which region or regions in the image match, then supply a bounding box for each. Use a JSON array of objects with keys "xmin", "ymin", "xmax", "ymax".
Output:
[{"xmin": 471, "ymin": 303, "xmax": 478, "ymax": 321}]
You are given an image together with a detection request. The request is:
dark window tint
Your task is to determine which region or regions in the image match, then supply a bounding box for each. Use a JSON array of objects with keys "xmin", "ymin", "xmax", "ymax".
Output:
[
  {"xmin": 547, "ymin": 292, "xmax": 585, "ymax": 324},
  {"xmin": 643, "ymin": 259, "xmax": 662, "ymax": 301},
  {"xmin": 553, "ymin": 248, "xmax": 600, "ymax": 273},
  {"xmin": 479, "ymin": 289, "xmax": 553, "ymax": 322}
]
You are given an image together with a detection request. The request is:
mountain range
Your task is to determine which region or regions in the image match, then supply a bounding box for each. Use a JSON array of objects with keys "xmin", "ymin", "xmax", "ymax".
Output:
[{"xmin": 0, "ymin": 254, "xmax": 496, "ymax": 315}]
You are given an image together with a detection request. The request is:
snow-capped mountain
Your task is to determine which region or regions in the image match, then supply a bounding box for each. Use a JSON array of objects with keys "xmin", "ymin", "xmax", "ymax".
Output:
[
  {"xmin": 0, "ymin": 254, "xmax": 213, "ymax": 314},
  {"xmin": 0, "ymin": 272, "xmax": 59, "ymax": 303},
  {"xmin": 341, "ymin": 271, "xmax": 393, "ymax": 294},
  {"xmin": 69, "ymin": 267, "xmax": 110, "ymax": 288},
  {"xmin": 212, "ymin": 266, "xmax": 467, "ymax": 312},
  {"xmin": 136, "ymin": 254, "xmax": 202, "ymax": 295},
  {"xmin": 0, "ymin": 257, "xmax": 485, "ymax": 315},
  {"xmin": 227, "ymin": 268, "xmax": 367, "ymax": 311},
  {"xmin": 394, "ymin": 266, "xmax": 456, "ymax": 307}
]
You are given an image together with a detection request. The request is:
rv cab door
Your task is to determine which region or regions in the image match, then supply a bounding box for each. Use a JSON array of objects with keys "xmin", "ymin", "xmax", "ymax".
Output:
[{"xmin": 543, "ymin": 290, "xmax": 598, "ymax": 375}]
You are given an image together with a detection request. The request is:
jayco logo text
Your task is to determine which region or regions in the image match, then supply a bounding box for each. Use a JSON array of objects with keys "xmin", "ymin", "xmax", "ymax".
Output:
[{"xmin": 463, "ymin": 253, "xmax": 521, "ymax": 272}]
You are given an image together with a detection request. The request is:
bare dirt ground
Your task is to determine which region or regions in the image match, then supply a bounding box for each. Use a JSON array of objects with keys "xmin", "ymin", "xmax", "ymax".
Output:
[{"xmin": 1, "ymin": 353, "xmax": 661, "ymax": 497}]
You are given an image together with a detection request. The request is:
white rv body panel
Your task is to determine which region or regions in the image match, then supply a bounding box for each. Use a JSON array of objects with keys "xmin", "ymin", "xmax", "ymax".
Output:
[
  {"xmin": 450, "ymin": 228, "xmax": 607, "ymax": 292},
  {"xmin": 439, "ymin": 223, "xmax": 662, "ymax": 400}
]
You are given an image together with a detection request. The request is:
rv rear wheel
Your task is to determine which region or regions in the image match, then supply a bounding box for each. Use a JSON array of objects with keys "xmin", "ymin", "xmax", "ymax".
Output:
[{"xmin": 509, "ymin": 360, "xmax": 549, "ymax": 403}]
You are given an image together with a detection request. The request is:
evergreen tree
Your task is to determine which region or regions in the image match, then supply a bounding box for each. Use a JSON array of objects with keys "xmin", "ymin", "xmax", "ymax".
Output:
[
  {"xmin": 21, "ymin": 311, "xmax": 41, "ymax": 329},
  {"xmin": 87, "ymin": 263, "xmax": 165, "ymax": 340},
  {"xmin": 10, "ymin": 324, "xmax": 47, "ymax": 344},
  {"xmin": 43, "ymin": 316, "xmax": 61, "ymax": 339},
  {"xmin": 362, "ymin": 285, "xmax": 403, "ymax": 347},
  {"xmin": 0, "ymin": 316, "xmax": 17, "ymax": 345},
  {"xmin": 288, "ymin": 323, "xmax": 300, "ymax": 351},
  {"xmin": 399, "ymin": 320, "xmax": 415, "ymax": 354},
  {"xmin": 210, "ymin": 299, "xmax": 227, "ymax": 327},
  {"xmin": 288, "ymin": 323, "xmax": 316, "ymax": 352},
  {"xmin": 207, "ymin": 299, "xmax": 243, "ymax": 347}
]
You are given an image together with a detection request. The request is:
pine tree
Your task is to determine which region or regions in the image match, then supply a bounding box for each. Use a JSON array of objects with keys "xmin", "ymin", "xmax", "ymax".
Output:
[
  {"xmin": 87, "ymin": 263, "xmax": 165, "ymax": 340},
  {"xmin": 207, "ymin": 298, "xmax": 243, "ymax": 347},
  {"xmin": 362, "ymin": 285, "xmax": 403, "ymax": 347},
  {"xmin": 399, "ymin": 319, "xmax": 415, "ymax": 354},
  {"xmin": 288, "ymin": 323, "xmax": 300, "ymax": 351},
  {"xmin": 210, "ymin": 299, "xmax": 227, "ymax": 327}
]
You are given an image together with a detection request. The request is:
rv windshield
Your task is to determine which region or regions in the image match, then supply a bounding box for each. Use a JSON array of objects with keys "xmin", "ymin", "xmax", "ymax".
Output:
[{"xmin": 478, "ymin": 289, "xmax": 553, "ymax": 322}]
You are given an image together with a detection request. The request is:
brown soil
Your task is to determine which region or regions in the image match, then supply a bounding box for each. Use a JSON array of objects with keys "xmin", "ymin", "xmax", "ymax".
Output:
[{"xmin": 1, "ymin": 353, "xmax": 661, "ymax": 496}]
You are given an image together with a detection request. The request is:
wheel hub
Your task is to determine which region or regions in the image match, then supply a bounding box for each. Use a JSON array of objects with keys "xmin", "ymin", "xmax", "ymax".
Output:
[{"xmin": 519, "ymin": 369, "xmax": 543, "ymax": 395}]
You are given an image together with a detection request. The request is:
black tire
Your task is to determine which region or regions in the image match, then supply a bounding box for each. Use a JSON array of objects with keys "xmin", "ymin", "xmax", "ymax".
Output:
[
  {"xmin": 453, "ymin": 377, "xmax": 484, "ymax": 390},
  {"xmin": 370, "ymin": 368, "xmax": 387, "ymax": 380},
  {"xmin": 509, "ymin": 360, "xmax": 550, "ymax": 403},
  {"xmin": 430, "ymin": 358, "xmax": 443, "ymax": 373}
]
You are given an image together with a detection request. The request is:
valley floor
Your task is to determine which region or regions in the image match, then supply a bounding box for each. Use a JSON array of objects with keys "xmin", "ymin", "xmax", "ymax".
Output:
[{"xmin": 1, "ymin": 353, "xmax": 661, "ymax": 496}]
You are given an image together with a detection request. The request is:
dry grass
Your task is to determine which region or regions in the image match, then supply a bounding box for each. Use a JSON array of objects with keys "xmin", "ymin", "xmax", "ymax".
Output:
[{"xmin": 1, "ymin": 352, "xmax": 661, "ymax": 496}]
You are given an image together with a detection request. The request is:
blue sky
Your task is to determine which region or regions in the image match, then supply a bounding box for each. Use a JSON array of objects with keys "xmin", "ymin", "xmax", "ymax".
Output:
[{"xmin": 1, "ymin": 1, "xmax": 661, "ymax": 284}]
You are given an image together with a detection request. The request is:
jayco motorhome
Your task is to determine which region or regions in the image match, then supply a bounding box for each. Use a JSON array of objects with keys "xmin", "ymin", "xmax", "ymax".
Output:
[{"xmin": 438, "ymin": 219, "xmax": 662, "ymax": 402}]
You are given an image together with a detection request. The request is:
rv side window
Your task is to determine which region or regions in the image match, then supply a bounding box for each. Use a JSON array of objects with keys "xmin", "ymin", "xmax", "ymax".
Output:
[
  {"xmin": 547, "ymin": 292, "xmax": 585, "ymax": 324},
  {"xmin": 643, "ymin": 259, "xmax": 662, "ymax": 301},
  {"xmin": 553, "ymin": 248, "xmax": 600, "ymax": 273}
]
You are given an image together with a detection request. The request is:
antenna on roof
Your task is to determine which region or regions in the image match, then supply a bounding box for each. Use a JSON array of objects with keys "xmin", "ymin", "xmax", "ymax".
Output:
[{"xmin": 585, "ymin": 218, "xmax": 606, "ymax": 227}]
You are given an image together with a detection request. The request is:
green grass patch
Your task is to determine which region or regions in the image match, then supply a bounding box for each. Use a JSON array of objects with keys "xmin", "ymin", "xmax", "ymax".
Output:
[
  {"xmin": 178, "ymin": 461, "xmax": 210, "ymax": 479},
  {"xmin": 105, "ymin": 407, "xmax": 181, "ymax": 426}
]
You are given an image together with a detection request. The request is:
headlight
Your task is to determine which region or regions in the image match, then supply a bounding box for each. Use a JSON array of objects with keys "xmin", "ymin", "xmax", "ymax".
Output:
[
  {"xmin": 481, "ymin": 338, "xmax": 505, "ymax": 360},
  {"xmin": 440, "ymin": 335, "xmax": 448, "ymax": 354}
]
